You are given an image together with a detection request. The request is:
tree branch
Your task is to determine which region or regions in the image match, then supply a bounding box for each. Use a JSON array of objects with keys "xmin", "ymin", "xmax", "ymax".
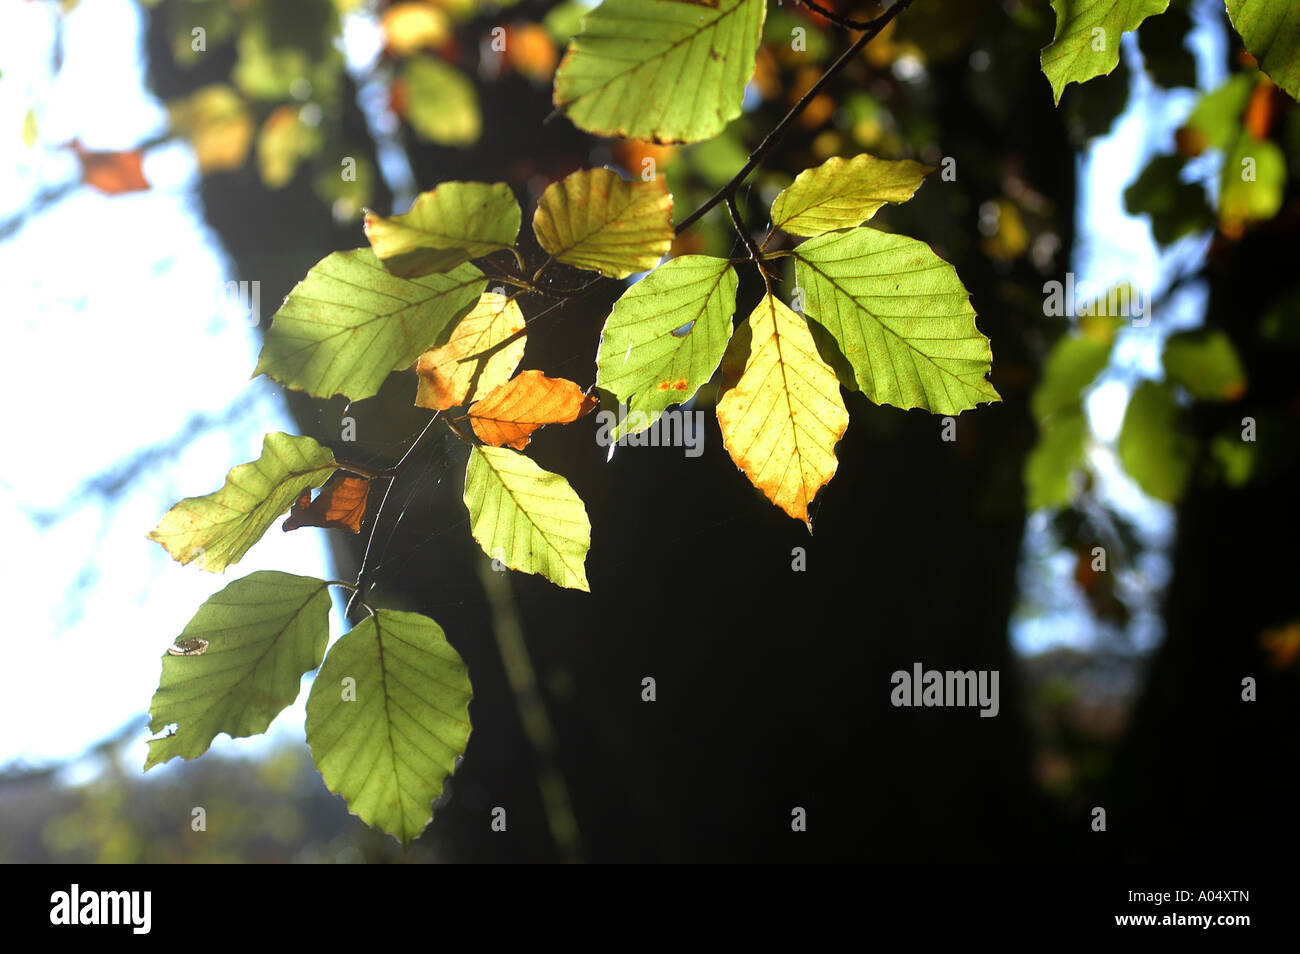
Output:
[
  {"xmin": 794, "ymin": 0, "xmax": 875, "ymax": 31},
  {"xmin": 674, "ymin": 0, "xmax": 917, "ymax": 236}
]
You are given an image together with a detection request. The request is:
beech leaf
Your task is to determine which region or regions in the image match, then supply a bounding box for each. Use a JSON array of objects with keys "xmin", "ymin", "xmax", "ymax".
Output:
[
  {"xmin": 532, "ymin": 168, "xmax": 673, "ymax": 278},
  {"xmin": 469, "ymin": 370, "xmax": 597, "ymax": 449},
  {"xmin": 717, "ymin": 294, "xmax": 849, "ymax": 529},
  {"xmin": 414, "ymin": 291, "xmax": 527, "ymax": 411}
]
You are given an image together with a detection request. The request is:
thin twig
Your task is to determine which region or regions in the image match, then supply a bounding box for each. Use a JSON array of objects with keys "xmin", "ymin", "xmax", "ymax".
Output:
[
  {"xmin": 345, "ymin": 413, "xmax": 440, "ymax": 617},
  {"xmin": 794, "ymin": 0, "xmax": 875, "ymax": 30},
  {"xmin": 674, "ymin": 0, "xmax": 918, "ymax": 235},
  {"xmin": 332, "ymin": 459, "xmax": 398, "ymax": 479},
  {"xmin": 727, "ymin": 194, "xmax": 774, "ymax": 294}
]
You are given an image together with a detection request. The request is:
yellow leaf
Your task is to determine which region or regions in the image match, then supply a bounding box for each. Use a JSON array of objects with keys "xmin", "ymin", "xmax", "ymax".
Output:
[
  {"xmin": 21, "ymin": 108, "xmax": 37, "ymax": 148},
  {"xmin": 469, "ymin": 370, "xmax": 597, "ymax": 449},
  {"xmin": 414, "ymin": 291, "xmax": 525, "ymax": 410},
  {"xmin": 257, "ymin": 104, "xmax": 322, "ymax": 189},
  {"xmin": 381, "ymin": 2, "xmax": 451, "ymax": 56},
  {"xmin": 717, "ymin": 294, "xmax": 849, "ymax": 530},
  {"xmin": 531, "ymin": 168, "xmax": 673, "ymax": 278},
  {"xmin": 168, "ymin": 85, "xmax": 254, "ymax": 174}
]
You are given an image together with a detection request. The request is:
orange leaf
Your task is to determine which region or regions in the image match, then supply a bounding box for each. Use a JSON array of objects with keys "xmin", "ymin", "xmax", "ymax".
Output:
[
  {"xmin": 505, "ymin": 23, "xmax": 558, "ymax": 82},
  {"xmin": 469, "ymin": 370, "xmax": 597, "ymax": 449},
  {"xmin": 72, "ymin": 141, "xmax": 150, "ymax": 194},
  {"xmin": 282, "ymin": 471, "xmax": 371, "ymax": 534},
  {"xmin": 414, "ymin": 291, "xmax": 526, "ymax": 411}
]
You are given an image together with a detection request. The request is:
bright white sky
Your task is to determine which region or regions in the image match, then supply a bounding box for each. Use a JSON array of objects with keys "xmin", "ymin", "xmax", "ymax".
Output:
[
  {"xmin": 0, "ymin": 0, "xmax": 1229, "ymax": 770},
  {"xmin": 0, "ymin": 0, "xmax": 337, "ymax": 775}
]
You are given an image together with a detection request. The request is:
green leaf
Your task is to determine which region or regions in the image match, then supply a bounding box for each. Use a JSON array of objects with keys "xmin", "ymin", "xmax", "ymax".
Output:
[
  {"xmin": 1024, "ymin": 328, "xmax": 1115, "ymax": 510},
  {"xmin": 595, "ymin": 255, "xmax": 738, "ymax": 438},
  {"xmin": 1025, "ymin": 407, "xmax": 1090, "ymax": 510},
  {"xmin": 1118, "ymin": 380, "xmax": 1195, "ymax": 502},
  {"xmin": 1185, "ymin": 71, "xmax": 1255, "ymax": 153},
  {"xmin": 532, "ymin": 168, "xmax": 673, "ymax": 278},
  {"xmin": 1162, "ymin": 328, "xmax": 1247, "ymax": 401},
  {"xmin": 1220, "ymin": 131, "xmax": 1287, "ymax": 230},
  {"xmin": 232, "ymin": 0, "xmax": 342, "ymax": 103},
  {"xmin": 1210, "ymin": 428, "xmax": 1257, "ymax": 486},
  {"xmin": 256, "ymin": 248, "xmax": 484, "ymax": 401},
  {"xmin": 148, "ymin": 433, "xmax": 337, "ymax": 572},
  {"xmin": 552, "ymin": 0, "xmax": 767, "ymax": 143},
  {"xmin": 463, "ymin": 445, "xmax": 592, "ymax": 591},
  {"xmin": 145, "ymin": 572, "xmax": 331, "ymax": 769},
  {"xmin": 401, "ymin": 55, "xmax": 481, "ymax": 146},
  {"xmin": 1226, "ymin": 0, "xmax": 1300, "ymax": 100},
  {"xmin": 1032, "ymin": 333, "xmax": 1114, "ymax": 420},
  {"xmin": 770, "ymin": 153, "xmax": 932, "ymax": 237},
  {"xmin": 1123, "ymin": 153, "xmax": 1215, "ymax": 245},
  {"xmin": 364, "ymin": 181, "xmax": 521, "ymax": 278},
  {"xmin": 1040, "ymin": 0, "xmax": 1169, "ymax": 104},
  {"xmin": 306, "ymin": 610, "xmax": 472, "ymax": 846},
  {"xmin": 793, "ymin": 228, "xmax": 999, "ymax": 414}
]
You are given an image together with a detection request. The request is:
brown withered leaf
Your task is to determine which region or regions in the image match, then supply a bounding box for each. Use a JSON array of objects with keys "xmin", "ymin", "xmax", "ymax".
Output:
[
  {"xmin": 283, "ymin": 471, "xmax": 371, "ymax": 534},
  {"xmin": 72, "ymin": 140, "xmax": 150, "ymax": 194},
  {"xmin": 469, "ymin": 370, "xmax": 597, "ymax": 450}
]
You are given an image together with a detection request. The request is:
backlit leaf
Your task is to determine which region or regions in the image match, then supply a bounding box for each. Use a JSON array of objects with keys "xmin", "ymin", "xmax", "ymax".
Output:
[
  {"xmin": 256, "ymin": 104, "xmax": 323, "ymax": 189},
  {"xmin": 1184, "ymin": 71, "xmax": 1254, "ymax": 153},
  {"xmin": 256, "ymin": 248, "xmax": 484, "ymax": 401},
  {"xmin": 770, "ymin": 153, "xmax": 931, "ymax": 237},
  {"xmin": 72, "ymin": 142, "xmax": 150, "ymax": 194},
  {"xmin": 414, "ymin": 291, "xmax": 526, "ymax": 410},
  {"xmin": 21, "ymin": 108, "xmax": 37, "ymax": 148},
  {"xmin": 364, "ymin": 181, "xmax": 520, "ymax": 278},
  {"xmin": 148, "ymin": 433, "xmax": 338, "ymax": 572},
  {"xmin": 1226, "ymin": 0, "xmax": 1300, "ymax": 100},
  {"xmin": 1040, "ymin": 0, "xmax": 1169, "ymax": 104},
  {"xmin": 399, "ymin": 55, "xmax": 481, "ymax": 146},
  {"xmin": 717, "ymin": 294, "xmax": 849, "ymax": 529},
  {"xmin": 1219, "ymin": 130, "xmax": 1286, "ymax": 232},
  {"xmin": 144, "ymin": 572, "xmax": 331, "ymax": 769},
  {"xmin": 463, "ymin": 445, "xmax": 591, "ymax": 591},
  {"xmin": 381, "ymin": 1, "xmax": 451, "ymax": 56},
  {"xmin": 1118, "ymin": 380, "xmax": 1195, "ymax": 502},
  {"xmin": 1024, "ymin": 326, "xmax": 1115, "ymax": 510},
  {"xmin": 552, "ymin": 0, "xmax": 767, "ymax": 143},
  {"xmin": 794, "ymin": 227, "xmax": 999, "ymax": 414},
  {"xmin": 1025, "ymin": 407, "xmax": 1090, "ymax": 510},
  {"xmin": 306, "ymin": 609, "xmax": 471, "ymax": 846},
  {"xmin": 167, "ymin": 84, "xmax": 255, "ymax": 174},
  {"xmin": 283, "ymin": 471, "xmax": 372, "ymax": 533},
  {"xmin": 469, "ymin": 370, "xmax": 597, "ymax": 449},
  {"xmin": 595, "ymin": 255, "xmax": 738, "ymax": 439},
  {"xmin": 1163, "ymin": 328, "xmax": 1247, "ymax": 402},
  {"xmin": 532, "ymin": 168, "xmax": 673, "ymax": 278}
]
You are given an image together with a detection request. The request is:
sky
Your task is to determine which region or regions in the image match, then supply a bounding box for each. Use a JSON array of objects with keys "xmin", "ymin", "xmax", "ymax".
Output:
[
  {"xmin": 0, "ymin": 0, "xmax": 336, "ymax": 775},
  {"xmin": 0, "ymin": 0, "xmax": 1231, "ymax": 771},
  {"xmin": 1009, "ymin": 0, "xmax": 1229, "ymax": 656}
]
